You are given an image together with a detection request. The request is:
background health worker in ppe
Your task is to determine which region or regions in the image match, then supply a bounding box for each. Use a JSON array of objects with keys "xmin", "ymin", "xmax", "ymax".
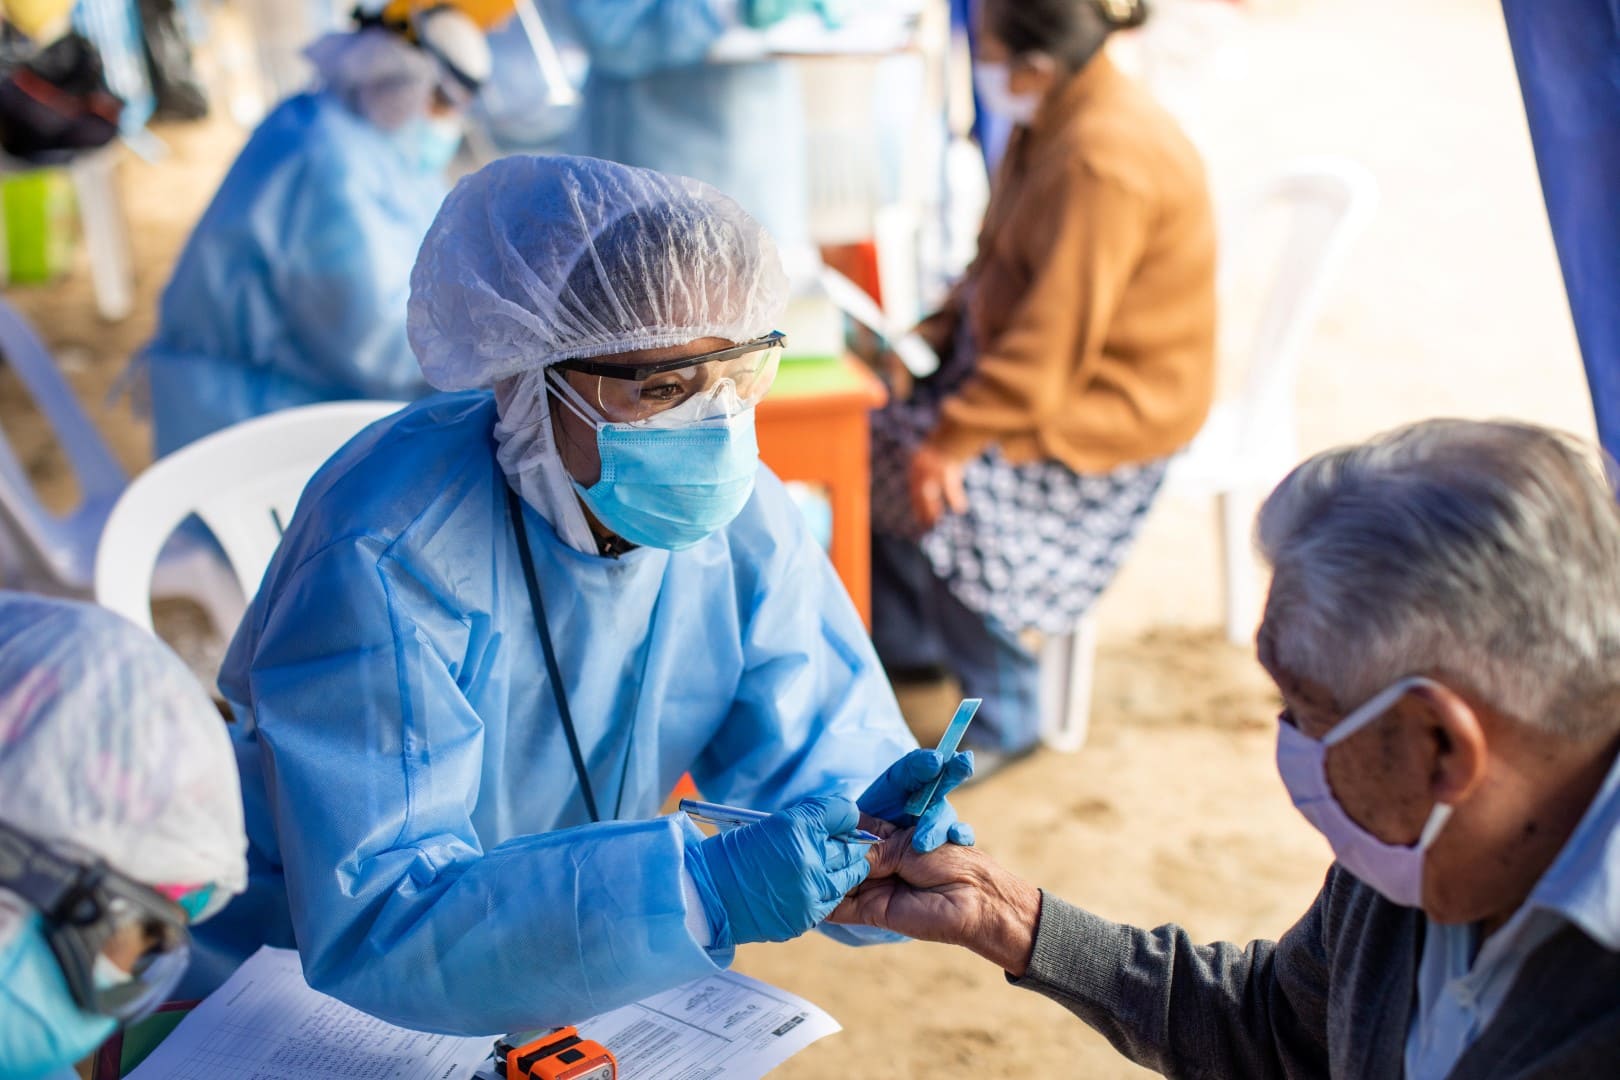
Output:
[
  {"xmin": 565, "ymin": 0, "xmax": 826, "ymax": 255},
  {"xmin": 187, "ymin": 155, "xmax": 975, "ymax": 1035},
  {"xmin": 0, "ymin": 593, "xmax": 247, "ymax": 1080},
  {"xmin": 134, "ymin": 4, "xmax": 493, "ymax": 457}
]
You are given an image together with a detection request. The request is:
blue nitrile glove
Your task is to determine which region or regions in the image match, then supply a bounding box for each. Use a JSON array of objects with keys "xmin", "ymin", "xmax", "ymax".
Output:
[
  {"xmin": 690, "ymin": 795, "xmax": 872, "ymax": 945},
  {"xmin": 858, "ymin": 749, "xmax": 976, "ymax": 853},
  {"xmin": 744, "ymin": 0, "xmax": 817, "ymax": 29}
]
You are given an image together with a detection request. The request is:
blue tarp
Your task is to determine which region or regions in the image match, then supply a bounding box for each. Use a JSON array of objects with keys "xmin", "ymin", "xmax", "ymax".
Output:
[{"xmin": 1500, "ymin": 0, "xmax": 1620, "ymax": 460}]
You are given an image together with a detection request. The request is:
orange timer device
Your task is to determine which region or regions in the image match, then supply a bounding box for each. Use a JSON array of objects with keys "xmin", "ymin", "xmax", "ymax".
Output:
[{"xmin": 494, "ymin": 1027, "xmax": 616, "ymax": 1080}]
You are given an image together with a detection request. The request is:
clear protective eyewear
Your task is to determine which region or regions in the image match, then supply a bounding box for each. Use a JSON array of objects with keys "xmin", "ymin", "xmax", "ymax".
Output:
[
  {"xmin": 548, "ymin": 332, "xmax": 785, "ymax": 425},
  {"xmin": 0, "ymin": 821, "xmax": 191, "ymax": 1021}
]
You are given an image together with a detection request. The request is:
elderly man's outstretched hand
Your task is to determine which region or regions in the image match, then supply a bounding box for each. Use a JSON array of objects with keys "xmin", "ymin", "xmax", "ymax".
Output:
[{"xmin": 830, "ymin": 829, "xmax": 1042, "ymax": 976}]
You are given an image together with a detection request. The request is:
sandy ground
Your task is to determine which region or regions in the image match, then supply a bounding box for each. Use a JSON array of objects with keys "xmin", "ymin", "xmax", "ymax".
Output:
[{"xmin": 1, "ymin": 0, "xmax": 1597, "ymax": 1075}]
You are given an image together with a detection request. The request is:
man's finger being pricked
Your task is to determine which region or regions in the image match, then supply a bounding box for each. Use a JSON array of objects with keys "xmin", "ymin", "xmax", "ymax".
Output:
[{"xmin": 865, "ymin": 828, "xmax": 913, "ymax": 878}]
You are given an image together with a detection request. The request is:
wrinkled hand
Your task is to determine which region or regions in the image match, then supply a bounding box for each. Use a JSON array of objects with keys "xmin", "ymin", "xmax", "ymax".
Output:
[
  {"xmin": 830, "ymin": 830, "xmax": 1041, "ymax": 976},
  {"xmin": 858, "ymin": 749, "xmax": 975, "ymax": 852},
  {"xmin": 908, "ymin": 445, "xmax": 968, "ymax": 531},
  {"xmin": 693, "ymin": 795, "xmax": 872, "ymax": 945}
]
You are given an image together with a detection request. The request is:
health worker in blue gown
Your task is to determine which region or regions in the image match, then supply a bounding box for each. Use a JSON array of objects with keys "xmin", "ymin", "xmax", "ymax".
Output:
[
  {"xmin": 185, "ymin": 155, "xmax": 977, "ymax": 1035},
  {"xmin": 0, "ymin": 594, "xmax": 246, "ymax": 1080},
  {"xmin": 136, "ymin": 7, "xmax": 493, "ymax": 457},
  {"xmin": 566, "ymin": 0, "xmax": 821, "ymax": 253}
]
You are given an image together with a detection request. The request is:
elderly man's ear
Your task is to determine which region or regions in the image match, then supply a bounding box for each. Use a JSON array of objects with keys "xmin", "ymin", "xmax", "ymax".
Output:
[{"xmin": 1409, "ymin": 681, "xmax": 1491, "ymax": 805}]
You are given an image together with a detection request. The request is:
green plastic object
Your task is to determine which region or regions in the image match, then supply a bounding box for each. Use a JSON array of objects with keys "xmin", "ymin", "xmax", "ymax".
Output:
[
  {"xmin": 2, "ymin": 168, "xmax": 74, "ymax": 285},
  {"xmin": 768, "ymin": 356, "xmax": 864, "ymax": 399}
]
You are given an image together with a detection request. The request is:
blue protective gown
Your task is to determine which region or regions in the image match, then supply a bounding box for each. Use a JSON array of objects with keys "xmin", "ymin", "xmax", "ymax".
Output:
[
  {"xmin": 142, "ymin": 92, "xmax": 444, "ymax": 457},
  {"xmin": 189, "ymin": 392, "xmax": 915, "ymax": 1034},
  {"xmin": 567, "ymin": 0, "xmax": 811, "ymax": 251}
]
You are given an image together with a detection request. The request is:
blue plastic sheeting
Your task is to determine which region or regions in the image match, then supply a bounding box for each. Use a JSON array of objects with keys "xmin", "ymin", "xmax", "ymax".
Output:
[
  {"xmin": 185, "ymin": 393, "xmax": 915, "ymax": 1032},
  {"xmin": 1500, "ymin": 0, "xmax": 1620, "ymax": 460}
]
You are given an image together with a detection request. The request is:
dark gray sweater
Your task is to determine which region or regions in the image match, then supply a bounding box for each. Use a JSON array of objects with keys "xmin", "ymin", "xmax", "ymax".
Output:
[{"xmin": 1010, "ymin": 867, "xmax": 1620, "ymax": 1078}]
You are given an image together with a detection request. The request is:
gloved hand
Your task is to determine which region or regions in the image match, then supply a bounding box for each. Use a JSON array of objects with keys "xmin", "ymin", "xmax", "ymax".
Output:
[
  {"xmin": 742, "ymin": 0, "xmax": 817, "ymax": 30},
  {"xmin": 689, "ymin": 795, "xmax": 872, "ymax": 946},
  {"xmin": 858, "ymin": 749, "xmax": 976, "ymax": 853}
]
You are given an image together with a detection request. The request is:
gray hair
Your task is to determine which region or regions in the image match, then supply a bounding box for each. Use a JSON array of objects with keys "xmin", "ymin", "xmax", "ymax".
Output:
[{"xmin": 1256, "ymin": 418, "xmax": 1620, "ymax": 738}]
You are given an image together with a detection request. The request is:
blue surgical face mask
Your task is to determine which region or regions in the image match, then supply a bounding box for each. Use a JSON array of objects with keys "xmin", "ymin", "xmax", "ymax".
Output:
[
  {"xmin": 0, "ymin": 915, "xmax": 119, "ymax": 1079},
  {"xmin": 394, "ymin": 115, "xmax": 464, "ymax": 174},
  {"xmin": 549, "ymin": 376, "xmax": 760, "ymax": 551}
]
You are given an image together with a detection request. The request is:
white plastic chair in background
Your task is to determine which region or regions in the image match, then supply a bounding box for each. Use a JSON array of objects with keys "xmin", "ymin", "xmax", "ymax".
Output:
[
  {"xmin": 69, "ymin": 145, "xmax": 135, "ymax": 323},
  {"xmin": 1037, "ymin": 157, "xmax": 1380, "ymax": 753},
  {"xmin": 0, "ymin": 297, "xmax": 240, "ymax": 628},
  {"xmin": 95, "ymin": 400, "xmax": 404, "ymax": 632}
]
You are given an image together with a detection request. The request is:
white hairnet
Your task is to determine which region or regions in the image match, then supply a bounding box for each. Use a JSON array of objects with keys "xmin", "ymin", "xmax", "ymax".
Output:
[
  {"xmin": 407, "ymin": 154, "xmax": 789, "ymax": 390},
  {"xmin": 305, "ymin": 14, "xmax": 489, "ymax": 132},
  {"xmin": 0, "ymin": 594, "xmax": 247, "ymax": 950},
  {"xmin": 407, "ymin": 154, "xmax": 788, "ymax": 555}
]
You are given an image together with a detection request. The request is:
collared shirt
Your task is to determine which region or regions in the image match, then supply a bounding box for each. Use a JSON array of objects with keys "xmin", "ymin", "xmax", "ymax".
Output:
[{"xmin": 1405, "ymin": 750, "xmax": 1620, "ymax": 1078}]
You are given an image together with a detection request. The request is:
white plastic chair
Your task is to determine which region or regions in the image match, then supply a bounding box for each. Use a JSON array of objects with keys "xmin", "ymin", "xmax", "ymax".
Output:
[
  {"xmin": 1166, "ymin": 157, "xmax": 1380, "ymax": 643},
  {"xmin": 94, "ymin": 400, "xmax": 404, "ymax": 632},
  {"xmin": 1038, "ymin": 157, "xmax": 1379, "ymax": 753},
  {"xmin": 0, "ymin": 297, "xmax": 240, "ymax": 629},
  {"xmin": 69, "ymin": 145, "xmax": 135, "ymax": 323}
]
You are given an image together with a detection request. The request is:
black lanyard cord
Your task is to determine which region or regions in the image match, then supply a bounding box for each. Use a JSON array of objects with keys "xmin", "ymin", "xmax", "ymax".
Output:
[{"xmin": 508, "ymin": 485, "xmax": 601, "ymax": 824}]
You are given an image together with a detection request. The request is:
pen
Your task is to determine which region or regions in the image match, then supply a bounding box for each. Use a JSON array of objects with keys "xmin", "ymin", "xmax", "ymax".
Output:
[
  {"xmin": 678, "ymin": 798, "xmax": 883, "ymax": 845},
  {"xmin": 903, "ymin": 697, "xmax": 982, "ymax": 819}
]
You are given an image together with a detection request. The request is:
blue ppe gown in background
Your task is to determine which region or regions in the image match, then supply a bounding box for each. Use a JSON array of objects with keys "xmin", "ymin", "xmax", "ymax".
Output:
[
  {"xmin": 566, "ymin": 0, "xmax": 812, "ymax": 252},
  {"xmin": 142, "ymin": 92, "xmax": 444, "ymax": 457},
  {"xmin": 1500, "ymin": 0, "xmax": 1620, "ymax": 463},
  {"xmin": 188, "ymin": 393, "xmax": 916, "ymax": 1034}
]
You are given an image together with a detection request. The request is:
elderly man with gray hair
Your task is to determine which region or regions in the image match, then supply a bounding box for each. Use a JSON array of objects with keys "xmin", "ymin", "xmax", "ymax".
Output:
[{"xmin": 834, "ymin": 418, "xmax": 1620, "ymax": 1077}]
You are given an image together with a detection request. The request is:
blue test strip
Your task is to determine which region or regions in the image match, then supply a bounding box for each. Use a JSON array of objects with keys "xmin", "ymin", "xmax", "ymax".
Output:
[
  {"xmin": 903, "ymin": 697, "xmax": 982, "ymax": 819},
  {"xmin": 678, "ymin": 798, "xmax": 882, "ymax": 845}
]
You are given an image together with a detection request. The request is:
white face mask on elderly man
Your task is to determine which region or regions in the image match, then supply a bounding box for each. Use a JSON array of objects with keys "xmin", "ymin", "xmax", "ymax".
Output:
[{"xmin": 1274, "ymin": 675, "xmax": 1455, "ymax": 908}]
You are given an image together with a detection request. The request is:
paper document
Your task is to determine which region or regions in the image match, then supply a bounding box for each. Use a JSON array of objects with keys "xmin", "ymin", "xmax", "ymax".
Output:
[
  {"xmin": 475, "ymin": 971, "xmax": 840, "ymax": 1080},
  {"xmin": 126, "ymin": 947, "xmax": 492, "ymax": 1080},
  {"xmin": 578, "ymin": 971, "xmax": 840, "ymax": 1079},
  {"xmin": 127, "ymin": 947, "xmax": 838, "ymax": 1080}
]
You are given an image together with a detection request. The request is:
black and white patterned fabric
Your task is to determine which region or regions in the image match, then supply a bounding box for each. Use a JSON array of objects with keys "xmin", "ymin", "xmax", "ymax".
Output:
[{"xmin": 871, "ymin": 332, "xmax": 1167, "ymax": 636}]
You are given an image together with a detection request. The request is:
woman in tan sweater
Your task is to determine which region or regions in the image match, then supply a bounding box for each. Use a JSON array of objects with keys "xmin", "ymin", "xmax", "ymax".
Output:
[{"xmin": 871, "ymin": 0, "xmax": 1217, "ymax": 770}]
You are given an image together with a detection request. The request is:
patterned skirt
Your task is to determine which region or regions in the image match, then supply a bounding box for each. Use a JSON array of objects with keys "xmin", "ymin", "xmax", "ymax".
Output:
[{"xmin": 870, "ymin": 368, "xmax": 1167, "ymax": 637}]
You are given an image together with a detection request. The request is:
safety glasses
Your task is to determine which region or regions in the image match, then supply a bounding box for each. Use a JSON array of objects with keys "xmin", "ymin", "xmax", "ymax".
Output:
[
  {"xmin": 551, "ymin": 332, "xmax": 786, "ymax": 424},
  {"xmin": 0, "ymin": 822, "xmax": 191, "ymax": 1021}
]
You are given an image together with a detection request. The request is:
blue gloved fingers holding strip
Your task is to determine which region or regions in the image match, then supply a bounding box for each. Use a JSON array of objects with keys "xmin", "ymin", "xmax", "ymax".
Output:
[
  {"xmin": 913, "ymin": 750, "xmax": 977, "ymax": 852},
  {"xmin": 690, "ymin": 795, "xmax": 872, "ymax": 945},
  {"xmin": 857, "ymin": 747, "xmax": 977, "ymax": 854}
]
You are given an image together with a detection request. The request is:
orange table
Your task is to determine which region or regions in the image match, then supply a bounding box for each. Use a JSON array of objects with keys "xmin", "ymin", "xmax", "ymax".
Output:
[{"xmin": 757, "ymin": 355, "xmax": 888, "ymax": 625}]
